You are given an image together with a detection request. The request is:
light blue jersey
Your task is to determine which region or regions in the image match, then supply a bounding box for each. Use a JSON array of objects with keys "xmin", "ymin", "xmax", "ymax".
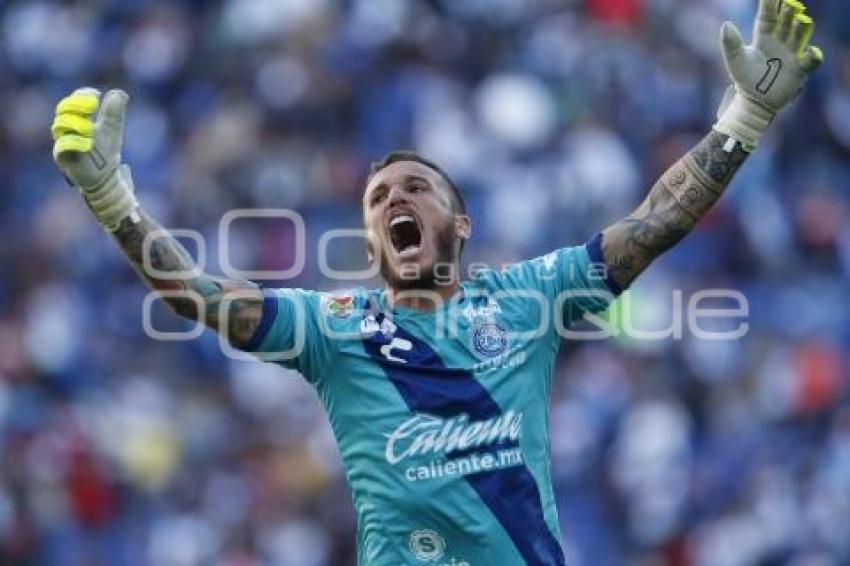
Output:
[{"xmin": 244, "ymin": 236, "xmax": 619, "ymax": 565}]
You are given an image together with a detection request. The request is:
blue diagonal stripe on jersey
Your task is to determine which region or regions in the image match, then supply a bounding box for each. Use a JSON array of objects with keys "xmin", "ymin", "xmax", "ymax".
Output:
[
  {"xmin": 362, "ymin": 312, "xmax": 565, "ymax": 566},
  {"xmin": 242, "ymin": 289, "xmax": 280, "ymax": 352}
]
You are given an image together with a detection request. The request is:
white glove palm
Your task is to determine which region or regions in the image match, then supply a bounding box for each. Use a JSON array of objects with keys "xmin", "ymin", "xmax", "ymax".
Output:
[
  {"xmin": 51, "ymin": 88, "xmax": 138, "ymax": 231},
  {"xmin": 715, "ymin": 0, "xmax": 823, "ymax": 150}
]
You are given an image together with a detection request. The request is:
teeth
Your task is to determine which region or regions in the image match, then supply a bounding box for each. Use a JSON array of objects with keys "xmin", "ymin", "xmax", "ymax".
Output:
[{"xmin": 390, "ymin": 214, "xmax": 414, "ymax": 227}]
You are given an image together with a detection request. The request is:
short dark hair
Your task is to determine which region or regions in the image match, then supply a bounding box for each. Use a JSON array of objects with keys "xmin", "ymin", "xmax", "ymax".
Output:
[{"xmin": 368, "ymin": 151, "xmax": 466, "ymax": 215}]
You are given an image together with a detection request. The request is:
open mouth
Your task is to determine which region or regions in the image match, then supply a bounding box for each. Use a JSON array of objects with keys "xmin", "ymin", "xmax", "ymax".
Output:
[{"xmin": 387, "ymin": 213, "xmax": 422, "ymax": 256}]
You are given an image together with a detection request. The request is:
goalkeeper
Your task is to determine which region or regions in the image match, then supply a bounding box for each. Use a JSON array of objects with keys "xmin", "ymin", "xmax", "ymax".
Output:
[{"xmin": 50, "ymin": 2, "xmax": 822, "ymax": 565}]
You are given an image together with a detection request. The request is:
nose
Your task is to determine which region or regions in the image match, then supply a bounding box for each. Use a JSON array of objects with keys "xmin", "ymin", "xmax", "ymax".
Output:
[{"xmin": 386, "ymin": 184, "xmax": 409, "ymax": 207}]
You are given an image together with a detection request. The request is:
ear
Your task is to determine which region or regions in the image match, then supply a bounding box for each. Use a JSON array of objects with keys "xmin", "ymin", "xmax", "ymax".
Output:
[{"xmin": 455, "ymin": 214, "xmax": 471, "ymax": 242}]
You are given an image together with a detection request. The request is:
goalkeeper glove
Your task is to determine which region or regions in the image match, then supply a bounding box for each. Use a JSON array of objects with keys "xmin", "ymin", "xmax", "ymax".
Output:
[
  {"xmin": 715, "ymin": 0, "xmax": 823, "ymax": 151},
  {"xmin": 51, "ymin": 88, "xmax": 139, "ymax": 232}
]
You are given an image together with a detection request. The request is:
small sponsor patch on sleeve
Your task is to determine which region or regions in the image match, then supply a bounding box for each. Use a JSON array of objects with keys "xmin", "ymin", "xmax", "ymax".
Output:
[{"xmin": 320, "ymin": 294, "xmax": 356, "ymax": 318}]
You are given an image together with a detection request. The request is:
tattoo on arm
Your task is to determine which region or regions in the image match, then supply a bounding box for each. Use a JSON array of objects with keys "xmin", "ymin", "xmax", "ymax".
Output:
[
  {"xmin": 602, "ymin": 131, "xmax": 749, "ymax": 288},
  {"xmin": 113, "ymin": 212, "xmax": 263, "ymax": 348}
]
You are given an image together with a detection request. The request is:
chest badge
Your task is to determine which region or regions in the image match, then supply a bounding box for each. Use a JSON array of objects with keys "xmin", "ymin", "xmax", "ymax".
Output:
[
  {"xmin": 472, "ymin": 321, "xmax": 508, "ymax": 358},
  {"xmin": 464, "ymin": 297, "xmax": 509, "ymax": 359}
]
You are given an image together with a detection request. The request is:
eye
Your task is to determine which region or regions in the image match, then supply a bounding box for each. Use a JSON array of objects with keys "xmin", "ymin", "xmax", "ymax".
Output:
[
  {"xmin": 408, "ymin": 181, "xmax": 427, "ymax": 193},
  {"xmin": 370, "ymin": 188, "xmax": 387, "ymax": 206}
]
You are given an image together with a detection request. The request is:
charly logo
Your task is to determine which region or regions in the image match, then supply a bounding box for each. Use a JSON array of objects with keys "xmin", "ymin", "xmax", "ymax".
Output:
[
  {"xmin": 385, "ymin": 411, "xmax": 523, "ymax": 465},
  {"xmin": 360, "ymin": 314, "xmax": 397, "ymax": 339},
  {"xmin": 472, "ymin": 322, "xmax": 508, "ymax": 358},
  {"xmin": 409, "ymin": 529, "xmax": 445, "ymax": 562}
]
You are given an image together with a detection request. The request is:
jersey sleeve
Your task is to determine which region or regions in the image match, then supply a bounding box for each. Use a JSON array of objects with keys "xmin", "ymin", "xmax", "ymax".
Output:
[
  {"xmin": 242, "ymin": 288, "xmax": 339, "ymax": 384},
  {"xmin": 480, "ymin": 233, "xmax": 623, "ymax": 328}
]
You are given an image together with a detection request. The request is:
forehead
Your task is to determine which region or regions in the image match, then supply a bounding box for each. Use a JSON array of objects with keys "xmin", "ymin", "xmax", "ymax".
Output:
[{"xmin": 363, "ymin": 160, "xmax": 448, "ymax": 201}]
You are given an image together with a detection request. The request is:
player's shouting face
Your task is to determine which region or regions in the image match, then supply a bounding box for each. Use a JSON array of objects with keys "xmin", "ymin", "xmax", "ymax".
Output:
[{"xmin": 363, "ymin": 157, "xmax": 470, "ymax": 291}]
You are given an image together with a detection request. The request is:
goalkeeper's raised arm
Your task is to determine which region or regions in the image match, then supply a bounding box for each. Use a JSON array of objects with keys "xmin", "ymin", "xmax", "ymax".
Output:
[
  {"xmin": 51, "ymin": 88, "xmax": 263, "ymax": 348},
  {"xmin": 598, "ymin": 0, "xmax": 822, "ymax": 290}
]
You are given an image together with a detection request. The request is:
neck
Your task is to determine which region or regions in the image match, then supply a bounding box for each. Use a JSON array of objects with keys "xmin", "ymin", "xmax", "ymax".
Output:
[{"xmin": 386, "ymin": 280, "xmax": 461, "ymax": 312}]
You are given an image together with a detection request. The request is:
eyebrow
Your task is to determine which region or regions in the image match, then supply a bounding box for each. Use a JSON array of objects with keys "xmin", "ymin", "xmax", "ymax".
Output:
[{"xmin": 367, "ymin": 174, "xmax": 433, "ymax": 201}]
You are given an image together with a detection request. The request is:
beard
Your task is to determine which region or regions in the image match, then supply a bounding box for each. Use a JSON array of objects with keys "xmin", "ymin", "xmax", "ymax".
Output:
[{"xmin": 379, "ymin": 221, "xmax": 459, "ymax": 291}]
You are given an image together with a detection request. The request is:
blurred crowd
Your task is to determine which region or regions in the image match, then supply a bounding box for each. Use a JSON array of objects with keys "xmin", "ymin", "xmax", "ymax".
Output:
[{"xmin": 1, "ymin": 0, "xmax": 849, "ymax": 564}]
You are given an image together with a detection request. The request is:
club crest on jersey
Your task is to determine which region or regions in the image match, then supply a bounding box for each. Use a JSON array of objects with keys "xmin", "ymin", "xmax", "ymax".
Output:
[
  {"xmin": 321, "ymin": 294, "xmax": 355, "ymax": 318},
  {"xmin": 471, "ymin": 321, "xmax": 508, "ymax": 358}
]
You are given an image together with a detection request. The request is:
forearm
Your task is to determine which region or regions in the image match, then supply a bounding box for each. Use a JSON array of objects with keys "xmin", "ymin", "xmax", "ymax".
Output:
[
  {"xmin": 602, "ymin": 130, "xmax": 749, "ymax": 288},
  {"xmin": 112, "ymin": 210, "xmax": 263, "ymax": 347}
]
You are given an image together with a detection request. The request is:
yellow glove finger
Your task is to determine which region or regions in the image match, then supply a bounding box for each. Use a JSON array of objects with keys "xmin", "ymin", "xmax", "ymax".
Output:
[
  {"xmin": 790, "ymin": 13, "xmax": 814, "ymax": 56},
  {"xmin": 777, "ymin": 0, "xmax": 805, "ymax": 42},
  {"xmin": 51, "ymin": 114, "xmax": 94, "ymax": 141},
  {"xmin": 55, "ymin": 92, "xmax": 99, "ymax": 118},
  {"xmin": 800, "ymin": 45, "xmax": 824, "ymax": 73},
  {"xmin": 53, "ymin": 134, "xmax": 93, "ymax": 159}
]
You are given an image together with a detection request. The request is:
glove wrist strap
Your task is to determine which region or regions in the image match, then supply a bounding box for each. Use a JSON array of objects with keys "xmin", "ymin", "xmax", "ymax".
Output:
[
  {"xmin": 713, "ymin": 90, "xmax": 775, "ymax": 152},
  {"xmin": 81, "ymin": 165, "xmax": 140, "ymax": 232}
]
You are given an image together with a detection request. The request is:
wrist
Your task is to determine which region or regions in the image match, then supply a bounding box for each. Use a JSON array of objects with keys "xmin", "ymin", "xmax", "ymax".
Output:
[
  {"xmin": 81, "ymin": 164, "xmax": 140, "ymax": 232},
  {"xmin": 713, "ymin": 90, "xmax": 775, "ymax": 152}
]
